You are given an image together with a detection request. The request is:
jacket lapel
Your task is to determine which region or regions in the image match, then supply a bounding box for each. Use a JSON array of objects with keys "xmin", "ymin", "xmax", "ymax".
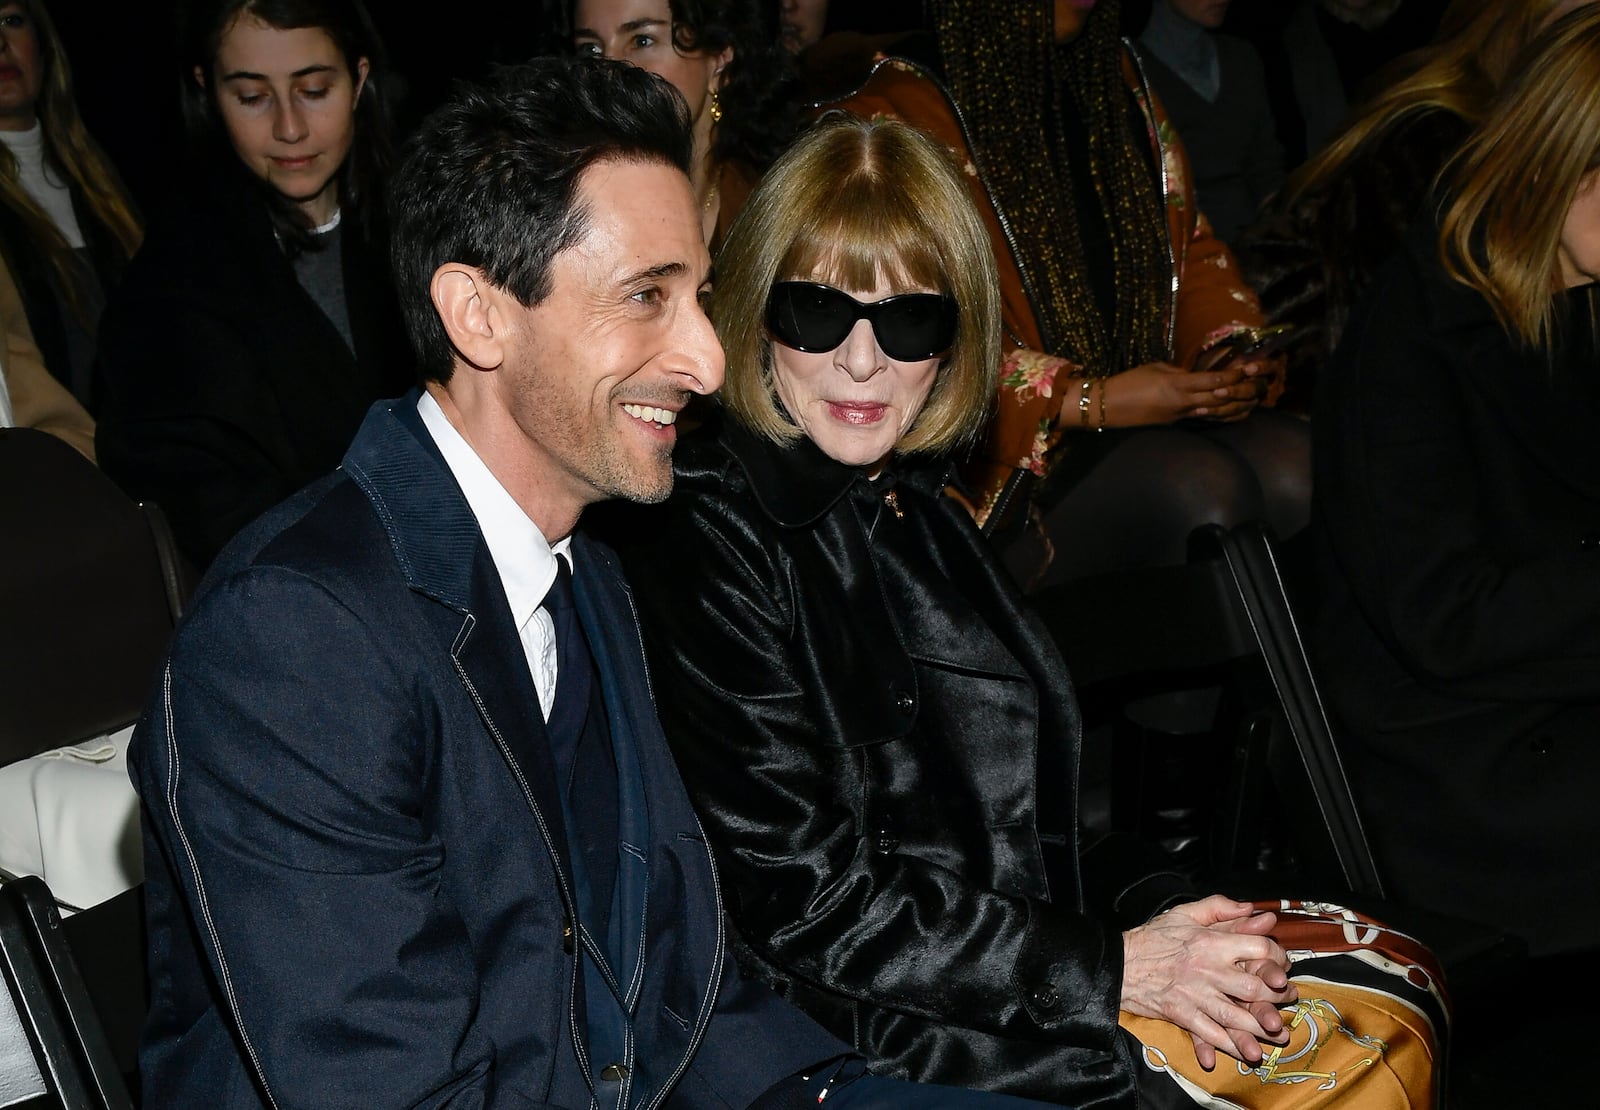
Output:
[{"xmin": 342, "ymin": 395, "xmax": 577, "ymax": 890}]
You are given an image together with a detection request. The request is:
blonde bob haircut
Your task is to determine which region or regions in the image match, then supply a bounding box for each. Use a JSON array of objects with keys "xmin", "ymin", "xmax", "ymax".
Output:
[
  {"xmin": 712, "ymin": 112, "xmax": 1001, "ymax": 457},
  {"xmin": 1439, "ymin": 2, "xmax": 1600, "ymax": 349}
]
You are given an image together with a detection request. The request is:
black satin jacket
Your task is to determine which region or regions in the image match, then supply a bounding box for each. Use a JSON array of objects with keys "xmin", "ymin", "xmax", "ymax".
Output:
[{"xmin": 614, "ymin": 421, "xmax": 1174, "ymax": 1107}]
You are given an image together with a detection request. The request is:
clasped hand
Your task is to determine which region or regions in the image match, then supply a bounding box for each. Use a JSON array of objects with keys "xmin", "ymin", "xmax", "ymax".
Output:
[{"xmin": 1120, "ymin": 894, "xmax": 1298, "ymax": 1070}]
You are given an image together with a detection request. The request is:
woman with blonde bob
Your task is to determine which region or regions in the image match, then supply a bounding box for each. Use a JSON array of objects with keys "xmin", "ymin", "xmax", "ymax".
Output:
[
  {"xmin": 711, "ymin": 110, "xmax": 998, "ymax": 456},
  {"xmin": 615, "ymin": 113, "xmax": 1445, "ymax": 1108},
  {"xmin": 1313, "ymin": 1, "xmax": 1600, "ymax": 959}
]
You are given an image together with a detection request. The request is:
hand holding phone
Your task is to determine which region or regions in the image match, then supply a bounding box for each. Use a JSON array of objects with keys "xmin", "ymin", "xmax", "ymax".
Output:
[{"xmin": 1190, "ymin": 323, "xmax": 1299, "ymax": 374}]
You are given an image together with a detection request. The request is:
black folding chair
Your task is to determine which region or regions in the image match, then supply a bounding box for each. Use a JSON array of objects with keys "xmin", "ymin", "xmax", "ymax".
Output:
[
  {"xmin": 0, "ymin": 874, "xmax": 136, "ymax": 1109},
  {"xmin": 1031, "ymin": 520, "xmax": 1380, "ymax": 891}
]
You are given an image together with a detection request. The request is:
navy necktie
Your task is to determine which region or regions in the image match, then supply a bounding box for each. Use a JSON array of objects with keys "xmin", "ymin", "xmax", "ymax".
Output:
[
  {"xmin": 541, "ymin": 555, "xmax": 618, "ymax": 960},
  {"xmin": 543, "ymin": 556, "xmax": 592, "ymax": 752}
]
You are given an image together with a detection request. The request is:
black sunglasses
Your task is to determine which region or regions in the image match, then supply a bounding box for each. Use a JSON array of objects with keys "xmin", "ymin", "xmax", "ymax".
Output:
[{"xmin": 765, "ymin": 282, "xmax": 958, "ymax": 362}]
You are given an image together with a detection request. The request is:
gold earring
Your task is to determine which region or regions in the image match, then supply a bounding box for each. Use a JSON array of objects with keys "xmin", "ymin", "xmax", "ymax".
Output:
[{"xmin": 709, "ymin": 86, "xmax": 723, "ymax": 124}]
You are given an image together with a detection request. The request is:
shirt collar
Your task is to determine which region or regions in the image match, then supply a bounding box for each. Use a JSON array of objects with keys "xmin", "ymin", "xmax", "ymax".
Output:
[{"xmin": 417, "ymin": 391, "xmax": 572, "ymax": 628}]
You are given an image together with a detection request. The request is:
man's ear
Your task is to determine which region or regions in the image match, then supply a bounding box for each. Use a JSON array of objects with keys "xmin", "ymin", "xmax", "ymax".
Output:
[{"xmin": 431, "ymin": 264, "xmax": 505, "ymax": 371}]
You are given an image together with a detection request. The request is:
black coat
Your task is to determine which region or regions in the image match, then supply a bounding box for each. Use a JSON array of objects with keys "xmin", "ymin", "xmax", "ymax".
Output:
[
  {"xmin": 1311, "ymin": 218, "xmax": 1600, "ymax": 956},
  {"xmin": 94, "ymin": 158, "xmax": 413, "ymax": 569},
  {"xmin": 612, "ymin": 421, "xmax": 1193, "ymax": 1108}
]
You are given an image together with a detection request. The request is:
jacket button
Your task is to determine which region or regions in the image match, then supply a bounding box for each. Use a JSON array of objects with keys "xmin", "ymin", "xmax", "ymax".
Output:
[
  {"xmin": 872, "ymin": 826, "xmax": 899, "ymax": 854},
  {"xmin": 1029, "ymin": 984, "xmax": 1060, "ymax": 1012},
  {"xmin": 1531, "ymin": 734, "xmax": 1555, "ymax": 755},
  {"xmin": 599, "ymin": 1063, "xmax": 629, "ymax": 1082},
  {"xmin": 894, "ymin": 690, "xmax": 915, "ymax": 715},
  {"xmin": 562, "ymin": 917, "xmax": 574, "ymax": 954}
]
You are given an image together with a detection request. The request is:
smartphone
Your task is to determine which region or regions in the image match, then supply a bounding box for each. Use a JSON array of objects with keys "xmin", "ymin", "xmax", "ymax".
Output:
[{"xmin": 1192, "ymin": 323, "xmax": 1301, "ymax": 372}]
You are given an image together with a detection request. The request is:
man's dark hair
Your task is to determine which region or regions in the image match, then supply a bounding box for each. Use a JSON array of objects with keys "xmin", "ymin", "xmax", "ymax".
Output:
[{"xmin": 389, "ymin": 56, "xmax": 694, "ymax": 383}]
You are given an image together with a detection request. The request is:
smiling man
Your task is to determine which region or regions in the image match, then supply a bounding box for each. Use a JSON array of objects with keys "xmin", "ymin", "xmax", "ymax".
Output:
[{"xmin": 127, "ymin": 55, "xmax": 1055, "ymax": 1110}]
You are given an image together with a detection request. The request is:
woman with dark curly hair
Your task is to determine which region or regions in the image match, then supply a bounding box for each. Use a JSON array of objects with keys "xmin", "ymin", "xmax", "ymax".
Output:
[{"xmin": 565, "ymin": 0, "xmax": 797, "ymax": 248}]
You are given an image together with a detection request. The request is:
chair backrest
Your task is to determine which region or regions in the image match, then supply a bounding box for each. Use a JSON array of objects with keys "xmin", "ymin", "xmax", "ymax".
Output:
[
  {"xmin": 1192, "ymin": 521, "xmax": 1386, "ymax": 900},
  {"xmin": 0, "ymin": 875, "xmax": 135, "ymax": 1110},
  {"xmin": 0, "ymin": 427, "xmax": 192, "ymax": 766},
  {"xmin": 1031, "ymin": 520, "xmax": 1385, "ymax": 899}
]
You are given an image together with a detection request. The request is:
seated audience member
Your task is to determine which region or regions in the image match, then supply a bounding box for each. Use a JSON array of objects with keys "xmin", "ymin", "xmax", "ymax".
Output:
[
  {"xmin": 128, "ymin": 52, "xmax": 1055, "ymax": 1110},
  {"xmin": 1312, "ymin": 3, "xmax": 1600, "ymax": 959},
  {"xmin": 562, "ymin": 0, "xmax": 797, "ymax": 250},
  {"xmin": 94, "ymin": 0, "xmax": 411, "ymax": 571},
  {"xmin": 0, "ymin": 252, "xmax": 92, "ymax": 458},
  {"xmin": 616, "ymin": 112, "xmax": 1445, "ymax": 1108},
  {"xmin": 812, "ymin": 0, "xmax": 1308, "ymax": 591},
  {"xmin": 1137, "ymin": 0, "xmax": 1284, "ymax": 244},
  {"xmin": 0, "ymin": 0, "xmax": 142, "ymax": 410},
  {"xmin": 1238, "ymin": 0, "xmax": 1594, "ymax": 398}
]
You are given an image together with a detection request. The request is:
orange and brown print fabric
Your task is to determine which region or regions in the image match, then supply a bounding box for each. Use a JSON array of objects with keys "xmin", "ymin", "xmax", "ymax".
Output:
[{"xmin": 1121, "ymin": 901, "xmax": 1445, "ymax": 1108}]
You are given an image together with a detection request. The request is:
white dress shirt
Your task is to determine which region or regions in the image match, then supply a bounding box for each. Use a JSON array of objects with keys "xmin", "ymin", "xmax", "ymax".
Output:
[{"xmin": 418, "ymin": 392, "xmax": 571, "ymax": 720}]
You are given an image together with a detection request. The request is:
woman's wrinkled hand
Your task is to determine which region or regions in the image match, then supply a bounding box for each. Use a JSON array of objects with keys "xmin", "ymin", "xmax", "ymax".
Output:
[
  {"xmin": 1120, "ymin": 895, "xmax": 1299, "ymax": 1070},
  {"xmin": 1101, "ymin": 361, "xmax": 1261, "ymax": 427}
]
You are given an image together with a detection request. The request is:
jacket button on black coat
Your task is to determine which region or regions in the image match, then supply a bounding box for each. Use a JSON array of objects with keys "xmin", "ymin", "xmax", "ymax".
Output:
[
  {"xmin": 872, "ymin": 826, "xmax": 899, "ymax": 854},
  {"xmin": 1029, "ymin": 984, "xmax": 1060, "ymax": 1012},
  {"xmin": 894, "ymin": 689, "xmax": 914, "ymax": 715},
  {"xmin": 1531, "ymin": 734, "xmax": 1555, "ymax": 755},
  {"xmin": 561, "ymin": 917, "xmax": 574, "ymax": 954},
  {"xmin": 599, "ymin": 1063, "xmax": 629, "ymax": 1082}
]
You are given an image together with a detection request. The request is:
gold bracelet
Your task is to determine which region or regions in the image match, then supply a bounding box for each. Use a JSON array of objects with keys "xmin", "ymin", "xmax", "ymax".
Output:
[
  {"xmin": 1079, "ymin": 377, "xmax": 1092, "ymax": 428},
  {"xmin": 1095, "ymin": 377, "xmax": 1107, "ymax": 432}
]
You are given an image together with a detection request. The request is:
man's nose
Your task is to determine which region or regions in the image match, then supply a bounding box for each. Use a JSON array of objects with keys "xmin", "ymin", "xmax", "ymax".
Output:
[{"xmin": 673, "ymin": 301, "xmax": 725, "ymax": 396}]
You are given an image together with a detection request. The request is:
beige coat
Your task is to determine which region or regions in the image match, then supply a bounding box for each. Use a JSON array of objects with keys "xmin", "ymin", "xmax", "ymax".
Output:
[{"xmin": 0, "ymin": 256, "xmax": 94, "ymax": 462}]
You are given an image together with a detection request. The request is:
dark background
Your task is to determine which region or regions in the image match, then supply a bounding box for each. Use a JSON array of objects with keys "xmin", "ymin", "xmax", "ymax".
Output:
[{"xmin": 57, "ymin": 0, "xmax": 1449, "ymax": 222}]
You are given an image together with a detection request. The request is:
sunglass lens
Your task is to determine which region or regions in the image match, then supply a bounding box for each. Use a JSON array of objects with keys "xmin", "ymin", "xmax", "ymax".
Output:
[
  {"xmin": 768, "ymin": 284, "xmax": 855, "ymax": 352},
  {"xmin": 875, "ymin": 295, "xmax": 956, "ymax": 361}
]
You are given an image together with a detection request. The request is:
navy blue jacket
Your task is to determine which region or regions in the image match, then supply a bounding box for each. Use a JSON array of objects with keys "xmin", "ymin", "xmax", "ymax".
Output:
[{"xmin": 130, "ymin": 394, "xmax": 846, "ymax": 1108}]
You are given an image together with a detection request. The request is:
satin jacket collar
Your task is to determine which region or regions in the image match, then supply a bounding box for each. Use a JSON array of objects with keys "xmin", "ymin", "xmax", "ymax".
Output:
[{"xmin": 719, "ymin": 417, "xmax": 954, "ymax": 529}]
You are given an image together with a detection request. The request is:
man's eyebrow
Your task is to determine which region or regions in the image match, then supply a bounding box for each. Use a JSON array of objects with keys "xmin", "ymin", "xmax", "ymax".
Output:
[
  {"xmin": 627, "ymin": 261, "xmax": 688, "ymax": 283},
  {"xmin": 220, "ymin": 63, "xmax": 338, "ymax": 81}
]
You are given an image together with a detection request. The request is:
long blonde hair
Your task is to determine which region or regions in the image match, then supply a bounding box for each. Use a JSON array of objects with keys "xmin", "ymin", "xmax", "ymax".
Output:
[
  {"xmin": 0, "ymin": 0, "xmax": 142, "ymax": 318},
  {"xmin": 1285, "ymin": 0, "xmax": 1576, "ymax": 207},
  {"xmin": 1438, "ymin": 3, "xmax": 1600, "ymax": 348}
]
